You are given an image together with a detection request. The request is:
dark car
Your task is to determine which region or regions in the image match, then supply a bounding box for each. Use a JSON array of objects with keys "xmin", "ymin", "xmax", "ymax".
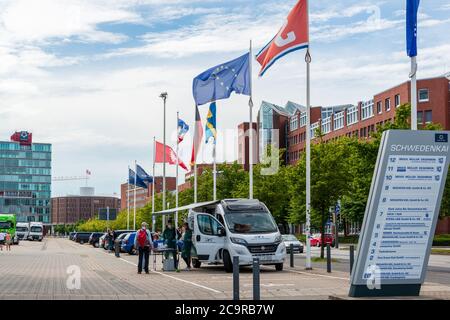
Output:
[
  {"xmin": 88, "ymin": 232, "xmax": 105, "ymax": 248},
  {"xmin": 74, "ymin": 232, "xmax": 93, "ymax": 244}
]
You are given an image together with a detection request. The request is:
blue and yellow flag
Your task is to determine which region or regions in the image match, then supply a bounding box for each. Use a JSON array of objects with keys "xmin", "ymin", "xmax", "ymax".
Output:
[{"xmin": 205, "ymin": 102, "xmax": 217, "ymax": 144}]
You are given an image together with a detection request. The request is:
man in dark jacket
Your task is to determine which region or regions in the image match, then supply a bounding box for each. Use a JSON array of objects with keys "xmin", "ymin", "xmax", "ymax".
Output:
[{"xmin": 163, "ymin": 219, "xmax": 179, "ymax": 269}]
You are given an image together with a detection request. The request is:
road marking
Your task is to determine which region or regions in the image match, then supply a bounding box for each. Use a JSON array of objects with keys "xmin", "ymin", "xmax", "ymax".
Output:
[
  {"xmin": 286, "ymin": 269, "xmax": 349, "ymax": 281},
  {"xmin": 117, "ymin": 257, "xmax": 221, "ymax": 294}
]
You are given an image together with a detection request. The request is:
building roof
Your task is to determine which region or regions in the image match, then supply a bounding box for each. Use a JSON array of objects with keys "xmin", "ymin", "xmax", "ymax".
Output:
[
  {"xmin": 285, "ymin": 101, "xmax": 306, "ymax": 114},
  {"xmin": 260, "ymin": 101, "xmax": 291, "ymax": 117}
]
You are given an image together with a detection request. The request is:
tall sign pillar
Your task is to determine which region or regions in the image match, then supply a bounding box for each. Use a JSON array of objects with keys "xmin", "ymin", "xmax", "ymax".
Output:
[{"xmin": 350, "ymin": 130, "xmax": 449, "ymax": 297}]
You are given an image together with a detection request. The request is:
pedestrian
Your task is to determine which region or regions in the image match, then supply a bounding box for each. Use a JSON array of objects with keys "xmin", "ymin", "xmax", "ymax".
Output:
[
  {"xmin": 0, "ymin": 232, "xmax": 4, "ymax": 251},
  {"xmin": 163, "ymin": 219, "xmax": 179, "ymax": 269},
  {"xmin": 181, "ymin": 222, "xmax": 193, "ymax": 271},
  {"xmin": 134, "ymin": 222, "xmax": 153, "ymax": 274},
  {"xmin": 5, "ymin": 232, "xmax": 11, "ymax": 251},
  {"xmin": 108, "ymin": 229, "xmax": 115, "ymax": 252}
]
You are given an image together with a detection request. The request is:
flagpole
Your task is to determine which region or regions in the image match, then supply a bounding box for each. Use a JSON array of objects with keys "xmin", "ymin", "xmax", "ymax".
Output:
[
  {"xmin": 194, "ymin": 103, "xmax": 198, "ymax": 204},
  {"xmin": 127, "ymin": 165, "xmax": 130, "ymax": 230},
  {"xmin": 160, "ymin": 92, "xmax": 168, "ymax": 211},
  {"xmin": 410, "ymin": 56, "xmax": 418, "ymax": 130},
  {"xmin": 152, "ymin": 136, "xmax": 156, "ymax": 233},
  {"xmin": 305, "ymin": 0, "xmax": 312, "ymax": 270},
  {"xmin": 213, "ymin": 141, "xmax": 217, "ymax": 201},
  {"xmin": 249, "ymin": 40, "xmax": 254, "ymax": 200},
  {"xmin": 176, "ymin": 112, "xmax": 179, "ymax": 227},
  {"xmin": 134, "ymin": 160, "xmax": 137, "ymax": 231}
]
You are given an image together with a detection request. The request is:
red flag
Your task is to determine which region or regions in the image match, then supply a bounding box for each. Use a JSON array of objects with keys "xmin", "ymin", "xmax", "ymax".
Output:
[
  {"xmin": 191, "ymin": 105, "xmax": 204, "ymax": 166},
  {"xmin": 155, "ymin": 141, "xmax": 188, "ymax": 171},
  {"xmin": 256, "ymin": 0, "xmax": 309, "ymax": 76}
]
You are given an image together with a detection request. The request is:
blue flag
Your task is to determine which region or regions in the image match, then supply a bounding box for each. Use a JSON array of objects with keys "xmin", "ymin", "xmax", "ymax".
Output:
[
  {"xmin": 136, "ymin": 165, "xmax": 153, "ymax": 183},
  {"xmin": 129, "ymin": 168, "xmax": 147, "ymax": 189},
  {"xmin": 406, "ymin": 0, "xmax": 420, "ymax": 57},
  {"xmin": 178, "ymin": 118, "xmax": 189, "ymax": 143},
  {"xmin": 193, "ymin": 53, "xmax": 250, "ymax": 106},
  {"xmin": 205, "ymin": 102, "xmax": 217, "ymax": 144}
]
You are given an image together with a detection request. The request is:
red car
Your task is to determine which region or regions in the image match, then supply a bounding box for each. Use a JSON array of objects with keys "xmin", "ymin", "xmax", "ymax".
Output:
[{"xmin": 310, "ymin": 233, "xmax": 335, "ymax": 247}]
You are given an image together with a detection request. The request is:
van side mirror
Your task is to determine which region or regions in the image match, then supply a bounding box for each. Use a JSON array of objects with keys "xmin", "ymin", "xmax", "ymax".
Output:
[{"xmin": 218, "ymin": 227, "xmax": 226, "ymax": 237}]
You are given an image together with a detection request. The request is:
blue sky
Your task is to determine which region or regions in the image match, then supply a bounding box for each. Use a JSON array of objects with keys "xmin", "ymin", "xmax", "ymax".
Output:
[{"xmin": 0, "ymin": 0, "xmax": 449, "ymax": 197}]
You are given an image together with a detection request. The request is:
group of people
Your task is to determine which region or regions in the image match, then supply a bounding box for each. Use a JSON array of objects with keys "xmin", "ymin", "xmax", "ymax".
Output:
[
  {"xmin": 0, "ymin": 232, "xmax": 12, "ymax": 251},
  {"xmin": 134, "ymin": 219, "xmax": 193, "ymax": 274}
]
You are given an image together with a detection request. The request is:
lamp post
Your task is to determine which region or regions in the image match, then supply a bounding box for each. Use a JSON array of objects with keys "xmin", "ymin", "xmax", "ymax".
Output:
[{"xmin": 159, "ymin": 92, "xmax": 168, "ymax": 211}]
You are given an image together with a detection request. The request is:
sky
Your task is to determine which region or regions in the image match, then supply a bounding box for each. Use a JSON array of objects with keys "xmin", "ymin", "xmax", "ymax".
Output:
[{"xmin": 1, "ymin": 0, "xmax": 449, "ymax": 197}]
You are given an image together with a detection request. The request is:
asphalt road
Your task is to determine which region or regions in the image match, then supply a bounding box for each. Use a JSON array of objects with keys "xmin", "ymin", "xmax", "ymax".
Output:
[{"xmin": 292, "ymin": 246, "xmax": 450, "ymax": 285}]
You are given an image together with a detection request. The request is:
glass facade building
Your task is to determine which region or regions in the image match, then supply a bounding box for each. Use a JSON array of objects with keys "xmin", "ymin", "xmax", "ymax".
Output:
[{"xmin": 0, "ymin": 134, "xmax": 51, "ymax": 223}]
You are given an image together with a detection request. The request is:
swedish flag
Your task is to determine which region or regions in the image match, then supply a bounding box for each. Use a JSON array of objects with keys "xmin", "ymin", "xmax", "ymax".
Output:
[{"xmin": 205, "ymin": 102, "xmax": 217, "ymax": 144}]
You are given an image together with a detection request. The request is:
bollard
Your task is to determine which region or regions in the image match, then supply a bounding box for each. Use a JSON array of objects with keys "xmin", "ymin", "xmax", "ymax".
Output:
[
  {"xmin": 290, "ymin": 244, "xmax": 294, "ymax": 268},
  {"xmin": 233, "ymin": 256, "xmax": 240, "ymax": 300},
  {"xmin": 349, "ymin": 245, "xmax": 355, "ymax": 275},
  {"xmin": 326, "ymin": 244, "xmax": 331, "ymax": 273},
  {"xmin": 252, "ymin": 258, "xmax": 260, "ymax": 301},
  {"xmin": 115, "ymin": 240, "xmax": 120, "ymax": 257}
]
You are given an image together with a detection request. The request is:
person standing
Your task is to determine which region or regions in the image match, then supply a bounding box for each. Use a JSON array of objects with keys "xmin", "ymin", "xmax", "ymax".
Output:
[
  {"xmin": 5, "ymin": 232, "xmax": 11, "ymax": 251},
  {"xmin": 0, "ymin": 232, "xmax": 5, "ymax": 251},
  {"xmin": 108, "ymin": 229, "xmax": 115, "ymax": 252},
  {"xmin": 134, "ymin": 222, "xmax": 153, "ymax": 274},
  {"xmin": 181, "ymin": 223, "xmax": 193, "ymax": 271},
  {"xmin": 163, "ymin": 219, "xmax": 179, "ymax": 269}
]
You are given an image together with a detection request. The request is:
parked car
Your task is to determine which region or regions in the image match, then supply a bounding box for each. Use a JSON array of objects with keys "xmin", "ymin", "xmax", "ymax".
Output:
[
  {"xmin": 99, "ymin": 234, "xmax": 107, "ymax": 249},
  {"xmin": 88, "ymin": 232, "xmax": 105, "ymax": 248},
  {"xmin": 310, "ymin": 233, "xmax": 334, "ymax": 247},
  {"xmin": 74, "ymin": 232, "xmax": 93, "ymax": 244},
  {"xmin": 120, "ymin": 232, "xmax": 137, "ymax": 254},
  {"xmin": 282, "ymin": 234, "xmax": 304, "ymax": 253},
  {"xmin": 104, "ymin": 230, "xmax": 135, "ymax": 249}
]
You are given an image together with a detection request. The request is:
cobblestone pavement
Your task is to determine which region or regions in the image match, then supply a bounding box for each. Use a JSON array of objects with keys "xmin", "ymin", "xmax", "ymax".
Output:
[{"xmin": 0, "ymin": 238, "xmax": 448, "ymax": 300}]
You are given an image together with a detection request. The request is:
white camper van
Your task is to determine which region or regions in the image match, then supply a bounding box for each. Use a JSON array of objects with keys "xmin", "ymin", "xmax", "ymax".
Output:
[
  {"xmin": 28, "ymin": 222, "xmax": 44, "ymax": 241},
  {"xmin": 16, "ymin": 222, "xmax": 30, "ymax": 240},
  {"xmin": 156, "ymin": 199, "xmax": 286, "ymax": 272}
]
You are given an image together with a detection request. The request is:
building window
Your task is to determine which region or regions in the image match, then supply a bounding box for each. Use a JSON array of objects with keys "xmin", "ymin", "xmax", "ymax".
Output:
[
  {"xmin": 321, "ymin": 116, "xmax": 331, "ymax": 134},
  {"xmin": 361, "ymin": 99, "xmax": 374, "ymax": 120},
  {"xmin": 385, "ymin": 98, "xmax": 391, "ymax": 112},
  {"xmin": 418, "ymin": 89, "xmax": 429, "ymax": 102},
  {"xmin": 333, "ymin": 112, "xmax": 344, "ymax": 130},
  {"xmin": 299, "ymin": 112, "xmax": 307, "ymax": 127},
  {"xmin": 417, "ymin": 111, "xmax": 423, "ymax": 124},
  {"xmin": 346, "ymin": 106, "xmax": 358, "ymax": 125},
  {"xmin": 425, "ymin": 110, "xmax": 432, "ymax": 123},
  {"xmin": 376, "ymin": 101, "xmax": 382, "ymax": 114},
  {"xmin": 395, "ymin": 94, "xmax": 401, "ymax": 107},
  {"xmin": 290, "ymin": 115, "xmax": 298, "ymax": 131},
  {"xmin": 311, "ymin": 122, "xmax": 319, "ymax": 139}
]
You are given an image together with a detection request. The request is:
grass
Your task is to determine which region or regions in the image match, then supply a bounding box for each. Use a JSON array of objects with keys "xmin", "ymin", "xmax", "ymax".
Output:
[
  {"xmin": 431, "ymin": 248, "xmax": 450, "ymax": 255},
  {"xmin": 311, "ymin": 257, "xmax": 340, "ymax": 263}
]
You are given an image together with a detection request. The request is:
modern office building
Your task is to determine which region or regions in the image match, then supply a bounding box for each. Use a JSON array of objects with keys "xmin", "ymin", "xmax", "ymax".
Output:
[
  {"xmin": 0, "ymin": 131, "xmax": 52, "ymax": 224},
  {"xmin": 51, "ymin": 191, "xmax": 120, "ymax": 225},
  {"xmin": 120, "ymin": 176, "xmax": 176, "ymax": 211}
]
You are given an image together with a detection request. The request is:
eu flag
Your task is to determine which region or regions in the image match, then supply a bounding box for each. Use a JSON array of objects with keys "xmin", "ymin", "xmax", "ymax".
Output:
[
  {"xmin": 193, "ymin": 53, "xmax": 250, "ymax": 106},
  {"xmin": 406, "ymin": 0, "xmax": 420, "ymax": 57},
  {"xmin": 129, "ymin": 168, "xmax": 148, "ymax": 189}
]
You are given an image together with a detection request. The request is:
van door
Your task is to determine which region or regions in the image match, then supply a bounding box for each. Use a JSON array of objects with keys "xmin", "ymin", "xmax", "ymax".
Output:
[{"xmin": 193, "ymin": 213, "xmax": 226, "ymax": 263}]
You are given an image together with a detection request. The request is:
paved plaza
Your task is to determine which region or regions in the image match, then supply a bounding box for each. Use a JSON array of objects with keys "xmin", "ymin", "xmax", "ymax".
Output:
[{"xmin": 0, "ymin": 238, "xmax": 449, "ymax": 300}]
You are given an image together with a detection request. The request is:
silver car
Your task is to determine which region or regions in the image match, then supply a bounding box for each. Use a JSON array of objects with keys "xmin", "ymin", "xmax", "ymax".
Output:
[{"xmin": 282, "ymin": 234, "xmax": 304, "ymax": 253}]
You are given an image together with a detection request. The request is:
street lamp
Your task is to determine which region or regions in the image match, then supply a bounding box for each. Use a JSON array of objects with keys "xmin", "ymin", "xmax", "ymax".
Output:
[{"xmin": 159, "ymin": 92, "xmax": 168, "ymax": 213}]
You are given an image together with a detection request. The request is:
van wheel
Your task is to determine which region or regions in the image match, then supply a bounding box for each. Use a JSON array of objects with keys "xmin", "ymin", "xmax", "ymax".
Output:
[
  {"xmin": 275, "ymin": 263, "xmax": 284, "ymax": 271},
  {"xmin": 192, "ymin": 259, "xmax": 201, "ymax": 268},
  {"xmin": 223, "ymin": 251, "xmax": 233, "ymax": 273}
]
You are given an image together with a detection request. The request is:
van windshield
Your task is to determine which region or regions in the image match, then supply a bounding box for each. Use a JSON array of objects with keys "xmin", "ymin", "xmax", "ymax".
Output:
[
  {"xmin": 0, "ymin": 222, "xmax": 12, "ymax": 229},
  {"xmin": 224, "ymin": 212, "xmax": 278, "ymax": 234},
  {"xmin": 16, "ymin": 227, "xmax": 28, "ymax": 232},
  {"xmin": 30, "ymin": 226, "xmax": 42, "ymax": 233}
]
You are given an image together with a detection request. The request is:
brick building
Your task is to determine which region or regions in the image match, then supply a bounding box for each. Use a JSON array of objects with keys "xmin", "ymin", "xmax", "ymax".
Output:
[
  {"xmin": 51, "ymin": 196, "xmax": 120, "ymax": 225},
  {"xmin": 120, "ymin": 176, "xmax": 176, "ymax": 210}
]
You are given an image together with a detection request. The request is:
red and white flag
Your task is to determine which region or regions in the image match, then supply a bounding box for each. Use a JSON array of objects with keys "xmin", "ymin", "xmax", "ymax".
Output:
[
  {"xmin": 155, "ymin": 141, "xmax": 188, "ymax": 171},
  {"xmin": 256, "ymin": 0, "xmax": 309, "ymax": 76},
  {"xmin": 190, "ymin": 105, "xmax": 204, "ymax": 166}
]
